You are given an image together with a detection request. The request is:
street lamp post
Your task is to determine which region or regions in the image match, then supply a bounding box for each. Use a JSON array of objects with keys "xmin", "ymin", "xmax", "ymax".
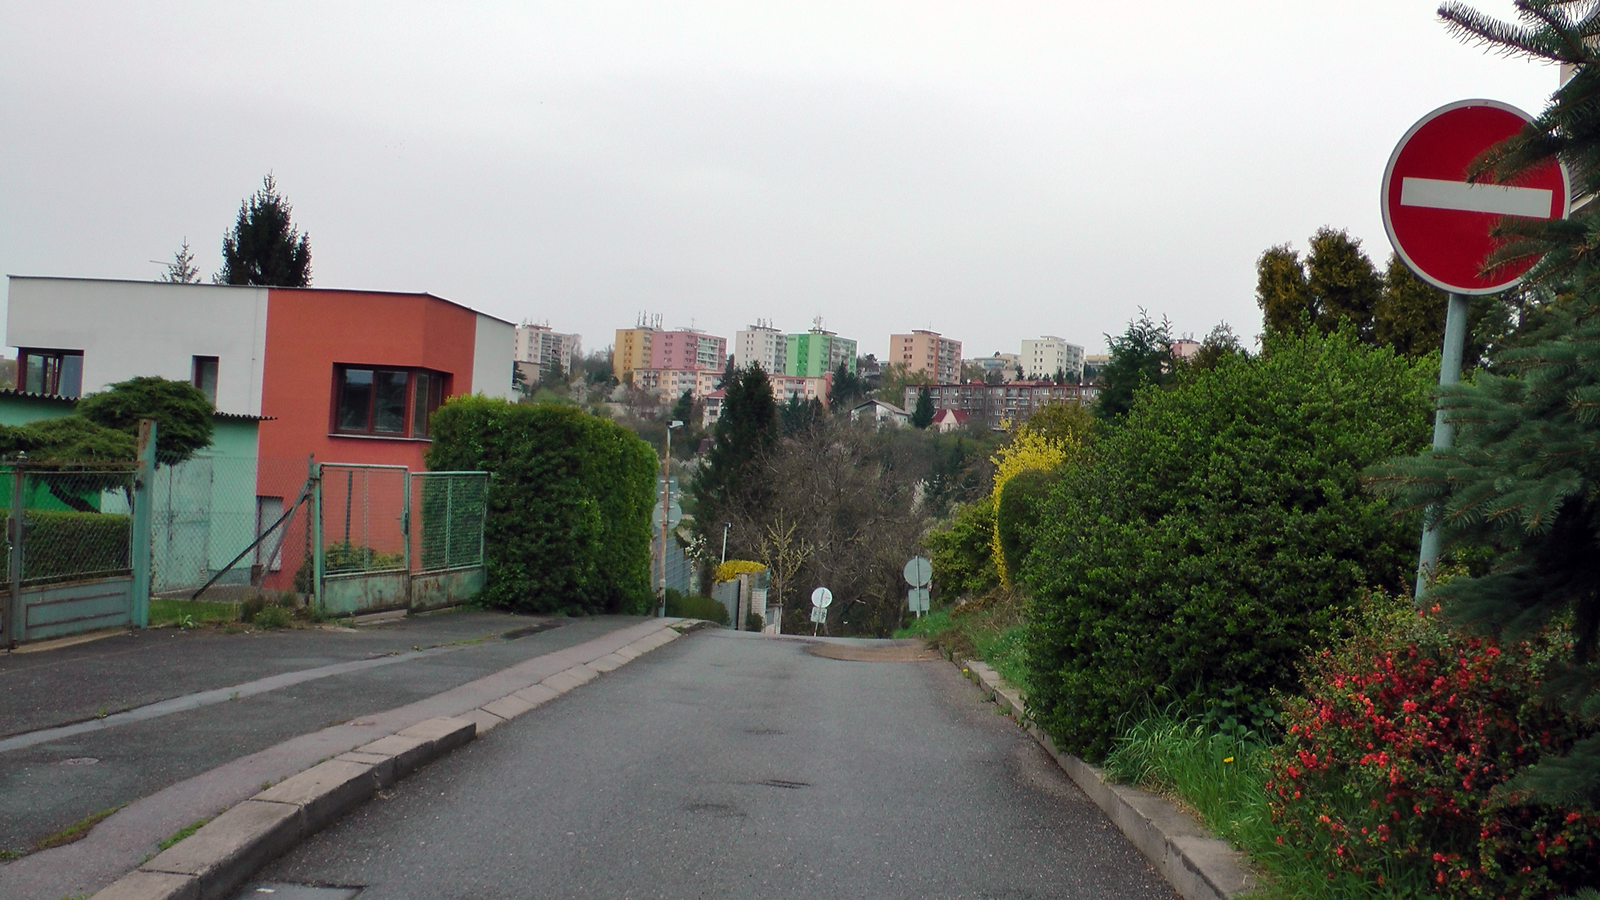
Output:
[
  {"xmin": 721, "ymin": 521, "xmax": 731, "ymax": 564},
  {"xmin": 658, "ymin": 420, "xmax": 683, "ymax": 617}
]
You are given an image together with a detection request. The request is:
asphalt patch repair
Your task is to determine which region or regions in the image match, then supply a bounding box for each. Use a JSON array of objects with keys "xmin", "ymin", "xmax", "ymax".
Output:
[{"xmin": 804, "ymin": 640, "xmax": 936, "ymax": 662}]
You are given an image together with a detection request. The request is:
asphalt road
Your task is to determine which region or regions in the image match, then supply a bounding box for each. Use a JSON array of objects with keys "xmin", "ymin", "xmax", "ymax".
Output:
[
  {"xmin": 248, "ymin": 629, "xmax": 1179, "ymax": 900},
  {"xmin": 0, "ymin": 613, "xmax": 638, "ymax": 852}
]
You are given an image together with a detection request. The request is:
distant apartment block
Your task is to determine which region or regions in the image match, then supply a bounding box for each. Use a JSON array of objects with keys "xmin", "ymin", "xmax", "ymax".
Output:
[
  {"xmin": 787, "ymin": 327, "xmax": 856, "ymax": 378},
  {"xmin": 965, "ymin": 352, "xmax": 1020, "ymax": 383},
  {"xmin": 702, "ymin": 372, "xmax": 830, "ymax": 429},
  {"xmin": 735, "ymin": 322, "xmax": 787, "ymax": 373},
  {"xmin": 613, "ymin": 315, "xmax": 726, "ymax": 383},
  {"xmin": 613, "ymin": 325, "xmax": 655, "ymax": 382},
  {"xmin": 1021, "ymin": 336, "xmax": 1084, "ymax": 381},
  {"xmin": 891, "ymin": 330, "xmax": 961, "ymax": 383},
  {"xmin": 652, "ymin": 329, "xmax": 726, "ymax": 371},
  {"xmin": 514, "ymin": 323, "xmax": 579, "ymax": 375},
  {"xmin": 632, "ymin": 367, "xmax": 724, "ymax": 403},
  {"xmin": 1171, "ymin": 338, "xmax": 1200, "ymax": 360},
  {"xmin": 770, "ymin": 372, "xmax": 831, "ymax": 406},
  {"xmin": 905, "ymin": 381, "xmax": 1084, "ymax": 430}
]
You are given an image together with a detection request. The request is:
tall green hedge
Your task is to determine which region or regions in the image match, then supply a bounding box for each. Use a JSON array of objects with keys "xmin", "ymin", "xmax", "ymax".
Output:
[
  {"xmin": 425, "ymin": 396, "xmax": 657, "ymax": 614},
  {"xmin": 1023, "ymin": 328, "xmax": 1434, "ymax": 761}
]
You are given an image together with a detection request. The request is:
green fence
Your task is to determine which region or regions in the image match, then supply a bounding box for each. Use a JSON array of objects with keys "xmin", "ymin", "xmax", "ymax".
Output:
[{"xmin": 410, "ymin": 471, "xmax": 488, "ymax": 573}]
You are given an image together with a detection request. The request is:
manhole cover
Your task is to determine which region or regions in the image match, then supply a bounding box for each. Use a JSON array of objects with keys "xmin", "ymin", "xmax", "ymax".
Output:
[{"xmin": 61, "ymin": 757, "xmax": 99, "ymax": 766}]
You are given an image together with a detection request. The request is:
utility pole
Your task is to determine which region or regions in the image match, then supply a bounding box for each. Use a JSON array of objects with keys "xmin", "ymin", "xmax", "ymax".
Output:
[{"xmin": 657, "ymin": 420, "xmax": 683, "ymax": 617}]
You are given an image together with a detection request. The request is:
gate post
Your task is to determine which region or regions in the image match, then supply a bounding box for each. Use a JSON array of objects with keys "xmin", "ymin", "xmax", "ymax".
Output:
[
  {"xmin": 311, "ymin": 460, "xmax": 324, "ymax": 613},
  {"xmin": 7, "ymin": 460, "xmax": 24, "ymax": 648},
  {"xmin": 130, "ymin": 420, "xmax": 157, "ymax": 628}
]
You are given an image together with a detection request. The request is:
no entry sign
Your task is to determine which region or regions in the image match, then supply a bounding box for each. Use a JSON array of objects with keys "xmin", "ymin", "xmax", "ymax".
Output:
[{"xmin": 1381, "ymin": 99, "xmax": 1569, "ymax": 295}]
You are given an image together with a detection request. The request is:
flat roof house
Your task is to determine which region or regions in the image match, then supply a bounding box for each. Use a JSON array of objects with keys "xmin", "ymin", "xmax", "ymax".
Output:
[{"xmin": 6, "ymin": 276, "xmax": 515, "ymax": 590}]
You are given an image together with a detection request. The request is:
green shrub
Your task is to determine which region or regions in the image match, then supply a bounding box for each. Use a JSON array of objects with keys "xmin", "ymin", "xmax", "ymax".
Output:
[
  {"xmin": 994, "ymin": 467, "xmax": 1058, "ymax": 583},
  {"xmin": 1025, "ymin": 328, "xmax": 1433, "ymax": 761},
  {"xmin": 1269, "ymin": 601, "xmax": 1600, "ymax": 898},
  {"xmin": 426, "ymin": 396, "xmax": 656, "ymax": 615},
  {"xmin": 321, "ymin": 541, "xmax": 404, "ymax": 574},
  {"xmin": 666, "ymin": 593, "xmax": 729, "ymax": 625},
  {"xmin": 0, "ymin": 510, "xmax": 131, "ymax": 583},
  {"xmin": 926, "ymin": 498, "xmax": 999, "ymax": 599}
]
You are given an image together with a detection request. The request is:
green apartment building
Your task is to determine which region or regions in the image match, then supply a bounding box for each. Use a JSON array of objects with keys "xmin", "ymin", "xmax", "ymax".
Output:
[{"xmin": 785, "ymin": 330, "xmax": 857, "ymax": 378}]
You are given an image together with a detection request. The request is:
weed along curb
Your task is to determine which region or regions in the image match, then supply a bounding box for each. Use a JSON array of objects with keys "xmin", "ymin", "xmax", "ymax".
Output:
[
  {"xmin": 952, "ymin": 655, "xmax": 1256, "ymax": 900},
  {"xmin": 90, "ymin": 620, "xmax": 700, "ymax": 900}
]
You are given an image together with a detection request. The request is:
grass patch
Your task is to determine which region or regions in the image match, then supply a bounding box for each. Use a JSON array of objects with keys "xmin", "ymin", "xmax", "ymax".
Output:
[
  {"xmin": 32, "ymin": 805, "xmax": 122, "ymax": 852},
  {"xmin": 148, "ymin": 597, "xmax": 236, "ymax": 627},
  {"xmin": 896, "ymin": 588, "xmax": 1031, "ymax": 696},
  {"xmin": 158, "ymin": 817, "xmax": 209, "ymax": 851},
  {"xmin": 1103, "ymin": 716, "xmax": 1382, "ymax": 899}
]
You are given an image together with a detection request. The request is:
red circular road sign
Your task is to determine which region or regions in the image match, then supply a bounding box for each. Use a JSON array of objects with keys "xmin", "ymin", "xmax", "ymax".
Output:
[{"xmin": 1382, "ymin": 99, "xmax": 1569, "ymax": 295}]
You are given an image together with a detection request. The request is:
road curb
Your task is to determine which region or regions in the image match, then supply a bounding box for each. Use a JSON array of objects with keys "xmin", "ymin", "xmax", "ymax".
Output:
[
  {"xmin": 951, "ymin": 656, "xmax": 1256, "ymax": 900},
  {"xmin": 90, "ymin": 620, "xmax": 701, "ymax": 900}
]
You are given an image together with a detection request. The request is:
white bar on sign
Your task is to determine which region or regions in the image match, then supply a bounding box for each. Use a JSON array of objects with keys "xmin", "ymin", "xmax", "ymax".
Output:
[{"xmin": 1400, "ymin": 177, "xmax": 1553, "ymax": 218}]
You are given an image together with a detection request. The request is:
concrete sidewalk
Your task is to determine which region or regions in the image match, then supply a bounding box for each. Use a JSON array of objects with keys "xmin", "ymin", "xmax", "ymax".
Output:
[{"xmin": 0, "ymin": 611, "xmax": 669, "ymax": 900}]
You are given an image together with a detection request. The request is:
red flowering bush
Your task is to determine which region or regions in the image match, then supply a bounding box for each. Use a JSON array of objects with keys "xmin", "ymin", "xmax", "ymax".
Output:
[{"xmin": 1268, "ymin": 600, "xmax": 1600, "ymax": 899}]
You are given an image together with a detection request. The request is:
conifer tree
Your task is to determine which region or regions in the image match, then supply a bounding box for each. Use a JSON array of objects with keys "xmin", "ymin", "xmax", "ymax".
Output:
[
  {"xmin": 217, "ymin": 174, "xmax": 312, "ymax": 287},
  {"xmin": 693, "ymin": 364, "xmax": 777, "ymax": 519},
  {"xmin": 911, "ymin": 388, "xmax": 935, "ymax": 429},
  {"xmin": 1367, "ymin": 0, "xmax": 1600, "ymax": 804},
  {"xmin": 160, "ymin": 238, "xmax": 200, "ymax": 284},
  {"xmin": 1094, "ymin": 309, "xmax": 1174, "ymax": 420}
]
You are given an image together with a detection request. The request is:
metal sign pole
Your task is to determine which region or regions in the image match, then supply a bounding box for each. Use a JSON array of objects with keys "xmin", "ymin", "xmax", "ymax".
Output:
[{"xmin": 1415, "ymin": 292, "xmax": 1471, "ymax": 601}]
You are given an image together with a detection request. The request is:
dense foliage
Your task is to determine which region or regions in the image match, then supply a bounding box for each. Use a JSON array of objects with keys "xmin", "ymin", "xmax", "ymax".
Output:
[
  {"xmin": 1361, "ymin": 1, "xmax": 1600, "ymax": 809},
  {"xmin": 1270, "ymin": 600, "xmax": 1600, "ymax": 899},
  {"xmin": 1024, "ymin": 328, "xmax": 1434, "ymax": 760},
  {"xmin": 927, "ymin": 497, "xmax": 998, "ymax": 600},
  {"xmin": 426, "ymin": 395, "xmax": 656, "ymax": 614},
  {"xmin": 1257, "ymin": 227, "xmax": 1517, "ymax": 367},
  {"xmin": 1093, "ymin": 309, "xmax": 1174, "ymax": 420},
  {"xmin": 77, "ymin": 376, "xmax": 215, "ymax": 465},
  {"xmin": 217, "ymin": 174, "xmax": 312, "ymax": 287}
]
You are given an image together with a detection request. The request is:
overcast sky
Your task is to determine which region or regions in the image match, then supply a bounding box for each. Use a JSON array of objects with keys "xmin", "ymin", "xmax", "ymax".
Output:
[{"xmin": 0, "ymin": 1, "xmax": 1561, "ymax": 360}]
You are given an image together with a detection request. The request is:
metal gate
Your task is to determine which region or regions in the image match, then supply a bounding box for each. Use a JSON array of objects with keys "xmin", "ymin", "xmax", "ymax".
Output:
[
  {"xmin": 408, "ymin": 471, "xmax": 488, "ymax": 611},
  {"xmin": 314, "ymin": 463, "xmax": 410, "ymax": 616},
  {"xmin": 312, "ymin": 464, "xmax": 489, "ymax": 617}
]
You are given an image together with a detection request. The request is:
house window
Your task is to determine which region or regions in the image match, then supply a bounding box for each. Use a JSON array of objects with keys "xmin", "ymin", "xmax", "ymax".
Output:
[
  {"xmin": 192, "ymin": 356, "xmax": 219, "ymax": 404},
  {"xmin": 333, "ymin": 366, "xmax": 447, "ymax": 438},
  {"xmin": 19, "ymin": 348, "xmax": 83, "ymax": 398}
]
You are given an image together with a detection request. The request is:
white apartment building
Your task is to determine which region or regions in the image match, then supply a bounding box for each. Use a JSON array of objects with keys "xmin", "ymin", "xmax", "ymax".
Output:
[
  {"xmin": 735, "ymin": 322, "xmax": 787, "ymax": 373},
  {"xmin": 1021, "ymin": 336, "xmax": 1085, "ymax": 381},
  {"xmin": 515, "ymin": 323, "xmax": 580, "ymax": 375}
]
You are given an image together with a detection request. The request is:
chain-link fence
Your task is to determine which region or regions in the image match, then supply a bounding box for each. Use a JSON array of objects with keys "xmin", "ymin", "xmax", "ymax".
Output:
[
  {"xmin": 149, "ymin": 456, "xmax": 312, "ymax": 597},
  {"xmin": 318, "ymin": 464, "xmax": 408, "ymax": 576},
  {"xmin": 410, "ymin": 471, "xmax": 487, "ymax": 573},
  {"xmin": 1, "ymin": 463, "xmax": 135, "ymax": 586}
]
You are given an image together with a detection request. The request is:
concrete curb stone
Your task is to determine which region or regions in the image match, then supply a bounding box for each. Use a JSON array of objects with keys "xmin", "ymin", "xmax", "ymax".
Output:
[
  {"xmin": 351, "ymin": 733, "xmax": 431, "ymax": 779},
  {"xmin": 458, "ymin": 707, "xmax": 507, "ymax": 736},
  {"xmin": 87, "ymin": 870, "xmax": 200, "ymax": 900},
  {"xmin": 89, "ymin": 623, "xmax": 700, "ymax": 900},
  {"xmin": 953, "ymin": 656, "xmax": 1256, "ymax": 900},
  {"xmin": 253, "ymin": 759, "xmax": 380, "ymax": 832},
  {"xmin": 139, "ymin": 799, "xmax": 303, "ymax": 900}
]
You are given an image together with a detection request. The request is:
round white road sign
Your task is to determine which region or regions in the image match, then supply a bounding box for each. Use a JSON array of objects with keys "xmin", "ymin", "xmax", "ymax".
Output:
[{"xmin": 811, "ymin": 587, "xmax": 833, "ymax": 609}]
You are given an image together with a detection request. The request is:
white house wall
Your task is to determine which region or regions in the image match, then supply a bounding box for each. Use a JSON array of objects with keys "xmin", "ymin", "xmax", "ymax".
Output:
[
  {"xmin": 472, "ymin": 313, "xmax": 515, "ymax": 399},
  {"xmin": 6, "ymin": 277, "xmax": 269, "ymax": 416}
]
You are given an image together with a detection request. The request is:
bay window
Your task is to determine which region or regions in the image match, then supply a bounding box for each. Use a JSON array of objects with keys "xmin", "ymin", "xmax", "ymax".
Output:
[{"xmin": 333, "ymin": 366, "xmax": 446, "ymax": 438}]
